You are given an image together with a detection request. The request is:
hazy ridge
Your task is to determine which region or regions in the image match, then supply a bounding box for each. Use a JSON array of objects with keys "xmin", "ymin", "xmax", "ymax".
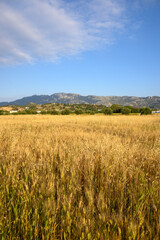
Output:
[{"xmin": 1, "ymin": 93, "xmax": 160, "ymax": 108}]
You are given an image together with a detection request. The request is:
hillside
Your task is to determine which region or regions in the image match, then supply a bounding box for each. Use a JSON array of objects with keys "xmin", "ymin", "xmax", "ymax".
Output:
[{"xmin": 0, "ymin": 93, "xmax": 160, "ymax": 108}]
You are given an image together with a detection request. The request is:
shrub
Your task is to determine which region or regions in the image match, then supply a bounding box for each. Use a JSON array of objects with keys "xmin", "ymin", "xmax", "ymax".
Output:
[
  {"xmin": 140, "ymin": 107, "xmax": 152, "ymax": 115},
  {"xmin": 51, "ymin": 110, "xmax": 59, "ymax": 115},
  {"xmin": 41, "ymin": 111, "xmax": 48, "ymax": 115},
  {"xmin": 18, "ymin": 110, "xmax": 37, "ymax": 115},
  {"xmin": 19, "ymin": 111, "xmax": 27, "ymax": 115},
  {"xmin": 61, "ymin": 109, "xmax": 71, "ymax": 115},
  {"xmin": 12, "ymin": 112, "xmax": 18, "ymax": 115},
  {"xmin": 4, "ymin": 111, "xmax": 10, "ymax": 115},
  {"xmin": 125, "ymin": 106, "xmax": 140, "ymax": 113},
  {"xmin": 75, "ymin": 109, "xmax": 83, "ymax": 115},
  {"xmin": 0, "ymin": 110, "xmax": 4, "ymax": 115},
  {"xmin": 89, "ymin": 111, "xmax": 95, "ymax": 115},
  {"xmin": 104, "ymin": 107, "xmax": 113, "ymax": 115},
  {"xmin": 121, "ymin": 107, "xmax": 131, "ymax": 115},
  {"xmin": 111, "ymin": 104, "xmax": 123, "ymax": 113}
]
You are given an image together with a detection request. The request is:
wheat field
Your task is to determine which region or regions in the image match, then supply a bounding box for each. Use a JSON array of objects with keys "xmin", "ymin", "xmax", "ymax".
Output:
[{"xmin": 0, "ymin": 115, "xmax": 160, "ymax": 239}]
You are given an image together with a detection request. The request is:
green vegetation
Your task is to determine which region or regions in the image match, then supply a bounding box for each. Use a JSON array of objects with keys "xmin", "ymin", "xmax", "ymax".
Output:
[
  {"xmin": 51, "ymin": 110, "xmax": 59, "ymax": 115},
  {"xmin": 0, "ymin": 110, "xmax": 10, "ymax": 115},
  {"xmin": 0, "ymin": 110, "xmax": 4, "ymax": 115},
  {"xmin": 121, "ymin": 107, "xmax": 131, "ymax": 115},
  {"xmin": 61, "ymin": 109, "xmax": 71, "ymax": 115},
  {"xmin": 103, "ymin": 107, "xmax": 113, "ymax": 115},
  {"xmin": 0, "ymin": 103, "xmax": 154, "ymax": 116},
  {"xmin": 140, "ymin": 107, "xmax": 152, "ymax": 115},
  {"xmin": 75, "ymin": 109, "xmax": 83, "ymax": 115}
]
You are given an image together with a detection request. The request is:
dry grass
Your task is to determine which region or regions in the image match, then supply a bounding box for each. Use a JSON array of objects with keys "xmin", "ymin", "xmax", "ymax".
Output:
[{"xmin": 0, "ymin": 115, "xmax": 160, "ymax": 239}]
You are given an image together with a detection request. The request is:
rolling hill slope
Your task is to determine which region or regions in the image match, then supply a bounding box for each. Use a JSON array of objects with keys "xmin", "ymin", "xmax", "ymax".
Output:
[{"xmin": 0, "ymin": 93, "xmax": 160, "ymax": 108}]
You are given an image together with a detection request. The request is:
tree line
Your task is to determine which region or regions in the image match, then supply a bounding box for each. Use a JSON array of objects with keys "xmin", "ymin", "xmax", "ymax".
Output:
[{"xmin": 0, "ymin": 104, "xmax": 153, "ymax": 115}]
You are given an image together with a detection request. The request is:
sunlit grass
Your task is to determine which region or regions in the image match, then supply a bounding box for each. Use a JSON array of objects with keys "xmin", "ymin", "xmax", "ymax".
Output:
[{"xmin": 0, "ymin": 115, "xmax": 160, "ymax": 239}]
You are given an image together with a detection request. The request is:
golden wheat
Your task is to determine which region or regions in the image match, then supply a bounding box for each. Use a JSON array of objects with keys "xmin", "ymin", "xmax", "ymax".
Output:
[{"xmin": 0, "ymin": 115, "xmax": 160, "ymax": 239}]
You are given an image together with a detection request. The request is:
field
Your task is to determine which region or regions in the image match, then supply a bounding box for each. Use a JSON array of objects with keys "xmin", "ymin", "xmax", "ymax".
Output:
[{"xmin": 0, "ymin": 115, "xmax": 160, "ymax": 239}]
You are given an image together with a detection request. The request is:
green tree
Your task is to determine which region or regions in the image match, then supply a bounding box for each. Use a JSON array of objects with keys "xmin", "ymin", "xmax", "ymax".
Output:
[
  {"xmin": 89, "ymin": 111, "xmax": 95, "ymax": 115},
  {"xmin": 104, "ymin": 108, "xmax": 113, "ymax": 115},
  {"xmin": 51, "ymin": 110, "xmax": 59, "ymax": 115},
  {"xmin": 27, "ymin": 103, "xmax": 37, "ymax": 110},
  {"xmin": 61, "ymin": 109, "xmax": 71, "ymax": 115},
  {"xmin": 121, "ymin": 107, "xmax": 131, "ymax": 115},
  {"xmin": 125, "ymin": 106, "xmax": 140, "ymax": 113},
  {"xmin": 111, "ymin": 104, "xmax": 123, "ymax": 113},
  {"xmin": 75, "ymin": 109, "xmax": 83, "ymax": 115},
  {"xmin": 41, "ymin": 111, "xmax": 48, "ymax": 115},
  {"xmin": 0, "ymin": 110, "xmax": 4, "ymax": 115},
  {"xmin": 140, "ymin": 107, "xmax": 152, "ymax": 115}
]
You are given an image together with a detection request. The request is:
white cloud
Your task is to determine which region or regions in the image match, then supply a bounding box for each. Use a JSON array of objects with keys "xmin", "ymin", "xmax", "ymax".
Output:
[
  {"xmin": 0, "ymin": 0, "xmax": 92, "ymax": 65},
  {"xmin": 0, "ymin": 0, "xmax": 155, "ymax": 65}
]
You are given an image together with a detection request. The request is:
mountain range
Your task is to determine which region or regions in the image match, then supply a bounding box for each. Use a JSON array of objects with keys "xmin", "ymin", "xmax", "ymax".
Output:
[{"xmin": 0, "ymin": 93, "xmax": 160, "ymax": 108}]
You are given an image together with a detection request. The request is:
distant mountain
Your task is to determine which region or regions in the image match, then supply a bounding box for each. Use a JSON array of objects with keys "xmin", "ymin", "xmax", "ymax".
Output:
[
  {"xmin": 0, "ymin": 93, "xmax": 160, "ymax": 108},
  {"xmin": 0, "ymin": 102, "xmax": 8, "ymax": 106}
]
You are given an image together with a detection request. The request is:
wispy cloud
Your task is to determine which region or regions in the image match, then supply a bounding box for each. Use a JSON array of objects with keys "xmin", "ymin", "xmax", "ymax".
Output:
[
  {"xmin": 0, "ymin": 0, "xmax": 90, "ymax": 65},
  {"xmin": 0, "ymin": 0, "xmax": 156, "ymax": 65}
]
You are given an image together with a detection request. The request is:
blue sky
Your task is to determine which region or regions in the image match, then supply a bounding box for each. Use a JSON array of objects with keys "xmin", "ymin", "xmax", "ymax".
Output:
[{"xmin": 0, "ymin": 0, "xmax": 160, "ymax": 101}]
